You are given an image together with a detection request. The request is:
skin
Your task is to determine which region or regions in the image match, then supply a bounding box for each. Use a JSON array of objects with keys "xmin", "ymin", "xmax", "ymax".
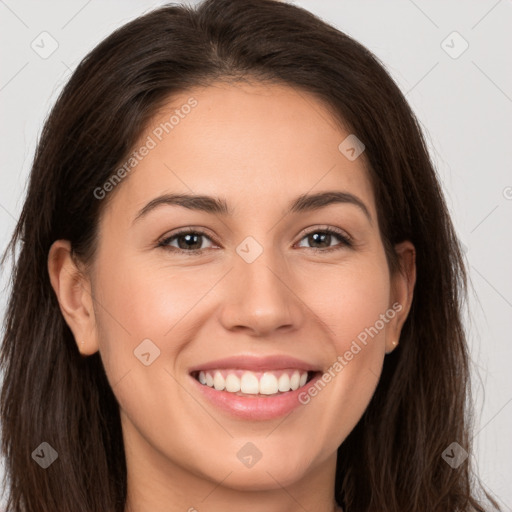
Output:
[{"xmin": 48, "ymin": 81, "xmax": 415, "ymax": 512}]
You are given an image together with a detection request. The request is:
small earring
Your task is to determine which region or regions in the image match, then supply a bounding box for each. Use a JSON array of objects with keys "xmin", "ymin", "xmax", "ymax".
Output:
[{"xmin": 386, "ymin": 340, "xmax": 399, "ymax": 355}]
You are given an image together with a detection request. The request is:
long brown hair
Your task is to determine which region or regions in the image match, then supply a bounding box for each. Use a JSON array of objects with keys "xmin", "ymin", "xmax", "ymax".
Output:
[{"xmin": 0, "ymin": 0, "xmax": 502, "ymax": 510}]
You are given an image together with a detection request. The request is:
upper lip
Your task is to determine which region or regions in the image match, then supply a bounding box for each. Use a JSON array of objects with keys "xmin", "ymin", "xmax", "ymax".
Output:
[{"xmin": 188, "ymin": 354, "xmax": 321, "ymax": 374}]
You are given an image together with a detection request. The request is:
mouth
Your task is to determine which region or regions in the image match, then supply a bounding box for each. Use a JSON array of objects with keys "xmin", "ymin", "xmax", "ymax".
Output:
[
  {"xmin": 188, "ymin": 355, "xmax": 323, "ymax": 420},
  {"xmin": 190, "ymin": 368, "xmax": 319, "ymax": 397}
]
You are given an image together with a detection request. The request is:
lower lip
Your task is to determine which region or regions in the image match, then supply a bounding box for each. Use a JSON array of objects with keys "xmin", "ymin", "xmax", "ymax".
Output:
[{"xmin": 189, "ymin": 373, "xmax": 321, "ymax": 421}]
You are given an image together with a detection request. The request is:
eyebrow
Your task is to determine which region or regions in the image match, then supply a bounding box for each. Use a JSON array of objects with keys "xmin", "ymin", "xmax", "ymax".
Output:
[{"xmin": 132, "ymin": 190, "xmax": 372, "ymax": 225}]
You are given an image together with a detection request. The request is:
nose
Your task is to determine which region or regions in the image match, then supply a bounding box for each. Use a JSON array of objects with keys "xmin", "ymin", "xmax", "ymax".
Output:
[{"xmin": 218, "ymin": 247, "xmax": 304, "ymax": 338}]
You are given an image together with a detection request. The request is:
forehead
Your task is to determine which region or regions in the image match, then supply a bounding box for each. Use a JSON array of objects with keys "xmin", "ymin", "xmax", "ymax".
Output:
[{"xmin": 103, "ymin": 81, "xmax": 376, "ymax": 224}]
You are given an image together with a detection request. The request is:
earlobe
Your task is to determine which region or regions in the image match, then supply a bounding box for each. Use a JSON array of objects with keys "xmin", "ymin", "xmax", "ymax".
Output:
[
  {"xmin": 385, "ymin": 240, "xmax": 416, "ymax": 354},
  {"xmin": 47, "ymin": 240, "xmax": 99, "ymax": 356}
]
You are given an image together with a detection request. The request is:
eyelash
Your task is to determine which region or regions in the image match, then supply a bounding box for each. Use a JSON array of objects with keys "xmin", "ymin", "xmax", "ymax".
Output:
[{"xmin": 157, "ymin": 226, "xmax": 353, "ymax": 255}]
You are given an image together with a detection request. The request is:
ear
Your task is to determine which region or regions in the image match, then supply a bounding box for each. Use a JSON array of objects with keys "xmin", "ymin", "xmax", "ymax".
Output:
[
  {"xmin": 385, "ymin": 240, "xmax": 416, "ymax": 354},
  {"xmin": 47, "ymin": 240, "xmax": 99, "ymax": 356}
]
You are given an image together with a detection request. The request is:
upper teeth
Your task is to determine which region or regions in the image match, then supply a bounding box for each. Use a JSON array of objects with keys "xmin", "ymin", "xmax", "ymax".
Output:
[{"xmin": 197, "ymin": 369, "xmax": 309, "ymax": 395}]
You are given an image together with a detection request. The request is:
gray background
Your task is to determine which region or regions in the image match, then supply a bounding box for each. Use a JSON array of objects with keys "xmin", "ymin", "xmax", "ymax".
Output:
[{"xmin": 0, "ymin": 0, "xmax": 511, "ymax": 509}]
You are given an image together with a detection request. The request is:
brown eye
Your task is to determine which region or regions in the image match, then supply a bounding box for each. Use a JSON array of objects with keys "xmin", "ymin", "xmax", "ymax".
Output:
[
  {"xmin": 296, "ymin": 228, "xmax": 352, "ymax": 251},
  {"xmin": 158, "ymin": 230, "xmax": 216, "ymax": 253}
]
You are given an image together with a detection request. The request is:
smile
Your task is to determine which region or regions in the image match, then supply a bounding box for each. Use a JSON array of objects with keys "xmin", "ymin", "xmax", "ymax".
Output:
[
  {"xmin": 188, "ymin": 355, "xmax": 323, "ymax": 420},
  {"xmin": 192, "ymin": 369, "xmax": 312, "ymax": 395}
]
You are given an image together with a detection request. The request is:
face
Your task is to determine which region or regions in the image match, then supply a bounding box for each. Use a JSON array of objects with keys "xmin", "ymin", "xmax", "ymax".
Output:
[{"xmin": 50, "ymin": 81, "xmax": 415, "ymax": 501}]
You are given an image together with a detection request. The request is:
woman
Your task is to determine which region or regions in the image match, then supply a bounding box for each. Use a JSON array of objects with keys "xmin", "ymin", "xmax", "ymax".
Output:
[{"xmin": 0, "ymin": 0, "xmax": 502, "ymax": 510}]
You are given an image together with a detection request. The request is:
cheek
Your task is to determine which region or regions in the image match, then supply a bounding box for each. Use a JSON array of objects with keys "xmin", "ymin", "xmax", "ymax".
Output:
[
  {"xmin": 290, "ymin": 258, "xmax": 391, "ymax": 446},
  {"xmin": 299, "ymin": 257, "xmax": 392, "ymax": 350},
  {"xmin": 91, "ymin": 253, "xmax": 225, "ymax": 378}
]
